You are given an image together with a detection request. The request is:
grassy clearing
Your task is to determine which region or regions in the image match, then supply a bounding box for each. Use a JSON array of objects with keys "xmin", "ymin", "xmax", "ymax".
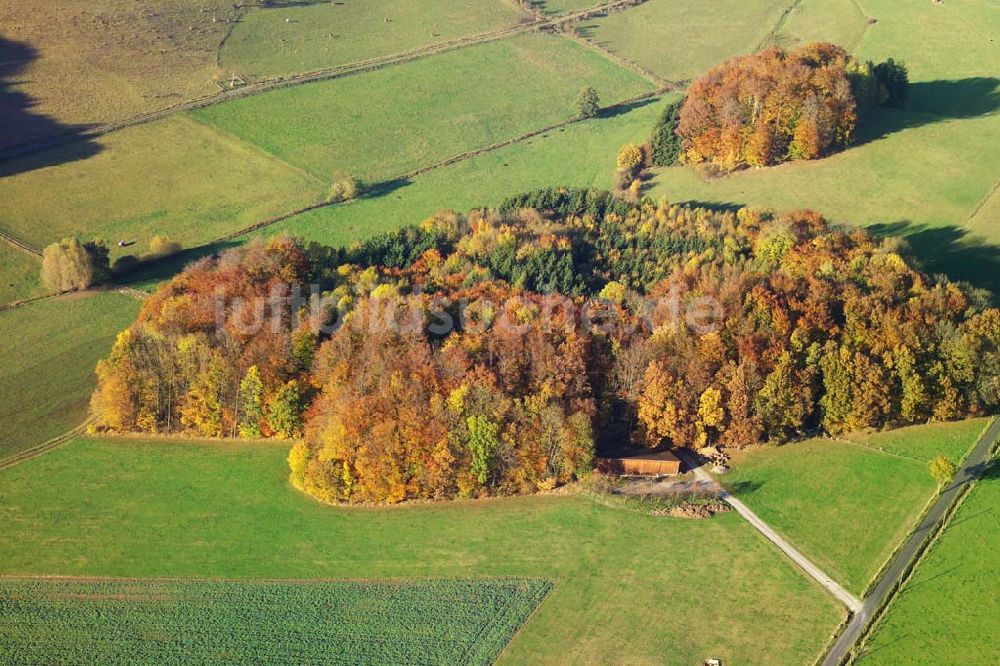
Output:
[
  {"xmin": 777, "ymin": 0, "xmax": 870, "ymax": 51},
  {"xmin": 858, "ymin": 461, "xmax": 1000, "ymax": 664},
  {"xmin": 647, "ymin": 0, "xmax": 1000, "ymax": 293},
  {"xmin": 0, "ymin": 0, "xmax": 232, "ymax": 149},
  {"xmin": 0, "ymin": 246, "xmax": 41, "ymax": 306},
  {"xmin": 0, "ymin": 437, "xmax": 841, "ymax": 665},
  {"xmin": 720, "ymin": 420, "xmax": 989, "ymax": 595},
  {"xmin": 193, "ymin": 32, "xmax": 654, "ymax": 183},
  {"xmin": 532, "ymin": 0, "xmax": 606, "ymax": 14},
  {"xmin": 257, "ymin": 95, "xmax": 670, "ymax": 247},
  {"xmin": 221, "ymin": 0, "xmax": 525, "ymax": 80},
  {"xmin": 577, "ymin": 0, "xmax": 790, "ymax": 82},
  {"xmin": 0, "ymin": 115, "xmax": 323, "ymax": 258},
  {"xmin": 0, "ymin": 292, "xmax": 139, "ymax": 460},
  {"xmin": 0, "ymin": 577, "xmax": 550, "ymax": 665}
]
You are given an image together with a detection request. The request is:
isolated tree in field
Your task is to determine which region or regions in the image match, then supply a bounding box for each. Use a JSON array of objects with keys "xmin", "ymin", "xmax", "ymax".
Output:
[
  {"xmin": 576, "ymin": 86, "xmax": 600, "ymax": 119},
  {"xmin": 929, "ymin": 455, "xmax": 957, "ymax": 488},
  {"xmin": 328, "ymin": 172, "xmax": 361, "ymax": 203},
  {"xmin": 41, "ymin": 238, "xmax": 109, "ymax": 293}
]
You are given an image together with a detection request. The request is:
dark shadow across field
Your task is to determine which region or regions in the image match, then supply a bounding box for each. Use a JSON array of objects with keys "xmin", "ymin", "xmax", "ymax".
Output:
[
  {"xmin": 0, "ymin": 37, "xmax": 100, "ymax": 170},
  {"xmin": 867, "ymin": 221, "xmax": 1000, "ymax": 301}
]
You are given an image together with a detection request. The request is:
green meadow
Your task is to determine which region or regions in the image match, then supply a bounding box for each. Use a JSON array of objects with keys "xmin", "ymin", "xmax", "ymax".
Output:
[
  {"xmin": 0, "ymin": 292, "xmax": 139, "ymax": 459},
  {"xmin": 647, "ymin": 0, "xmax": 1000, "ymax": 293},
  {"xmin": 257, "ymin": 95, "xmax": 672, "ymax": 247},
  {"xmin": 194, "ymin": 33, "xmax": 654, "ymax": 183},
  {"xmin": 221, "ymin": 0, "xmax": 525, "ymax": 79},
  {"xmin": 0, "ymin": 115, "xmax": 324, "ymax": 259},
  {"xmin": 0, "ymin": 246, "xmax": 42, "ymax": 306},
  {"xmin": 859, "ymin": 459, "xmax": 1000, "ymax": 664},
  {"xmin": 720, "ymin": 420, "xmax": 990, "ymax": 595},
  {"xmin": 0, "ymin": 437, "xmax": 841, "ymax": 665},
  {"xmin": 578, "ymin": 0, "xmax": 790, "ymax": 82}
]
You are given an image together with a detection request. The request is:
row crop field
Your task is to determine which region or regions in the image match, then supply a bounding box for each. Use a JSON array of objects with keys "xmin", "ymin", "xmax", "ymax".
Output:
[
  {"xmin": 0, "ymin": 577, "xmax": 551, "ymax": 665},
  {"xmin": 720, "ymin": 419, "xmax": 991, "ymax": 595},
  {"xmin": 0, "ymin": 437, "xmax": 842, "ymax": 665},
  {"xmin": 193, "ymin": 32, "xmax": 654, "ymax": 183}
]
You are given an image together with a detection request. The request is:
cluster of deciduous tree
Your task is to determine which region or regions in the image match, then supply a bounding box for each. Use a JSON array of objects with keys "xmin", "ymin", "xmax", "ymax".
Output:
[
  {"xmin": 93, "ymin": 189, "xmax": 999, "ymax": 503},
  {"xmin": 91, "ymin": 237, "xmax": 319, "ymax": 438},
  {"xmin": 41, "ymin": 238, "xmax": 110, "ymax": 293},
  {"xmin": 291, "ymin": 282, "xmax": 596, "ymax": 504},
  {"xmin": 677, "ymin": 43, "xmax": 908, "ymax": 170}
]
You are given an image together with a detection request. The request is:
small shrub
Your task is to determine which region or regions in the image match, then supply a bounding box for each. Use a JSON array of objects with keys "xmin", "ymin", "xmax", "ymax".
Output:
[
  {"xmin": 328, "ymin": 173, "xmax": 362, "ymax": 203},
  {"xmin": 148, "ymin": 235, "xmax": 183, "ymax": 258},
  {"xmin": 576, "ymin": 85, "xmax": 600, "ymax": 119}
]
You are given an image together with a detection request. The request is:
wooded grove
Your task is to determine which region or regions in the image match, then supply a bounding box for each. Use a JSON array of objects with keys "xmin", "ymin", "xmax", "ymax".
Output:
[{"xmin": 92, "ymin": 189, "xmax": 1000, "ymax": 503}]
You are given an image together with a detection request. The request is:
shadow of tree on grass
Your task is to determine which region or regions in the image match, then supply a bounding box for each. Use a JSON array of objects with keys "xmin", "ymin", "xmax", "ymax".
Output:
[
  {"xmin": 866, "ymin": 221, "xmax": 1000, "ymax": 302},
  {"xmin": 0, "ymin": 36, "xmax": 101, "ymax": 175}
]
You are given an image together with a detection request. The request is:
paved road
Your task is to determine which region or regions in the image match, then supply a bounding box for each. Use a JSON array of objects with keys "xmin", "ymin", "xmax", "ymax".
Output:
[
  {"xmin": 821, "ymin": 416, "xmax": 1000, "ymax": 665},
  {"xmin": 676, "ymin": 449, "xmax": 864, "ymax": 612}
]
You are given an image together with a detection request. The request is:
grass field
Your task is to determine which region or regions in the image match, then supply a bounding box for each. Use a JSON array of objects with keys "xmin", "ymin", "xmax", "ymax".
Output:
[
  {"xmin": 858, "ymin": 459, "xmax": 1000, "ymax": 664},
  {"xmin": 0, "ymin": 115, "xmax": 324, "ymax": 257},
  {"xmin": 777, "ymin": 0, "xmax": 870, "ymax": 52},
  {"xmin": 0, "ymin": 577, "xmax": 550, "ymax": 665},
  {"xmin": 532, "ymin": 0, "xmax": 606, "ymax": 14},
  {"xmin": 258, "ymin": 94, "xmax": 670, "ymax": 247},
  {"xmin": 0, "ymin": 437, "xmax": 842, "ymax": 665},
  {"xmin": 0, "ymin": 0, "xmax": 232, "ymax": 149},
  {"xmin": 0, "ymin": 246, "xmax": 41, "ymax": 306},
  {"xmin": 577, "ymin": 0, "xmax": 790, "ymax": 82},
  {"xmin": 647, "ymin": 0, "xmax": 1000, "ymax": 294},
  {"xmin": 719, "ymin": 420, "xmax": 990, "ymax": 595},
  {"xmin": 194, "ymin": 32, "xmax": 654, "ymax": 183},
  {"xmin": 0, "ymin": 292, "xmax": 139, "ymax": 460},
  {"xmin": 221, "ymin": 0, "xmax": 526, "ymax": 80}
]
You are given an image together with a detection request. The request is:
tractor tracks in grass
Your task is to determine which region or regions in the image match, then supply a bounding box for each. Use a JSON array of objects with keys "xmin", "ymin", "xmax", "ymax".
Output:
[
  {"xmin": 0, "ymin": 0, "xmax": 651, "ymax": 164},
  {"xmin": 0, "ymin": 229, "xmax": 42, "ymax": 257},
  {"xmin": 0, "ymin": 423, "xmax": 90, "ymax": 472}
]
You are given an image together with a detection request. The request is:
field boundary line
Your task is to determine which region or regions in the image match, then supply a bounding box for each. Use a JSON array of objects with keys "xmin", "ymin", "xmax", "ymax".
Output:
[
  {"xmin": 848, "ymin": 455, "xmax": 998, "ymax": 663},
  {"xmin": 0, "ymin": 422, "xmax": 90, "ymax": 472},
  {"xmin": 181, "ymin": 113, "xmax": 328, "ymax": 187},
  {"xmin": 967, "ymin": 173, "xmax": 1000, "ymax": 222},
  {"xmin": 211, "ymin": 90, "xmax": 662, "ymax": 244},
  {"xmin": 559, "ymin": 31, "xmax": 677, "ymax": 90},
  {"xmin": 828, "ymin": 435, "xmax": 926, "ymax": 465},
  {"xmin": 821, "ymin": 415, "xmax": 1000, "ymax": 665},
  {"xmin": 0, "ymin": 0, "xmax": 647, "ymax": 163},
  {"xmin": 753, "ymin": 0, "xmax": 805, "ymax": 52},
  {"xmin": 846, "ymin": 0, "xmax": 874, "ymax": 54},
  {"xmin": 856, "ymin": 417, "xmax": 995, "ymax": 599},
  {"xmin": 0, "ymin": 229, "xmax": 42, "ymax": 257},
  {"xmin": 675, "ymin": 449, "xmax": 863, "ymax": 612}
]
